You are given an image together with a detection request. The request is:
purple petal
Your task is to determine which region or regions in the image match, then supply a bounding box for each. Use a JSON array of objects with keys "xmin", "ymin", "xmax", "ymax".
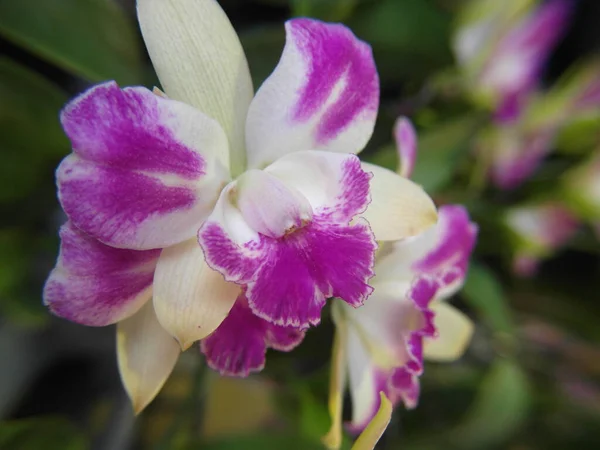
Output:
[
  {"xmin": 412, "ymin": 205, "xmax": 478, "ymax": 295},
  {"xmin": 245, "ymin": 19, "xmax": 379, "ymax": 168},
  {"xmin": 58, "ymin": 81, "xmax": 230, "ymax": 250},
  {"xmin": 200, "ymin": 294, "xmax": 305, "ymax": 377},
  {"xmin": 44, "ymin": 222, "xmax": 161, "ymax": 326},
  {"xmin": 393, "ymin": 116, "xmax": 417, "ymax": 178}
]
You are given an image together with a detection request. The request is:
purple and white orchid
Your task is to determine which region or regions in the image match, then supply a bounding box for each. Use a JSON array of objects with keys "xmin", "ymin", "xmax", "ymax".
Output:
[
  {"xmin": 505, "ymin": 201, "xmax": 579, "ymax": 277},
  {"xmin": 43, "ymin": 0, "xmax": 437, "ymax": 412},
  {"xmin": 323, "ymin": 118, "xmax": 477, "ymax": 447},
  {"xmin": 454, "ymin": 0, "xmax": 570, "ymax": 117}
]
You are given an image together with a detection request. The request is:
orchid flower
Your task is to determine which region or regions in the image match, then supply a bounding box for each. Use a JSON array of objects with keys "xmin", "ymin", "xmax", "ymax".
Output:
[
  {"xmin": 505, "ymin": 201, "xmax": 579, "ymax": 276},
  {"xmin": 323, "ymin": 118, "xmax": 477, "ymax": 448},
  {"xmin": 483, "ymin": 60, "xmax": 600, "ymax": 189},
  {"xmin": 454, "ymin": 0, "xmax": 570, "ymax": 118},
  {"xmin": 43, "ymin": 0, "xmax": 437, "ymax": 412}
]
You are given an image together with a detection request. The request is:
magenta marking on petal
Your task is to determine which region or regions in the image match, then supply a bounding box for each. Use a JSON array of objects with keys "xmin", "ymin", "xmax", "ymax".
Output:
[
  {"xmin": 43, "ymin": 222, "xmax": 160, "ymax": 326},
  {"xmin": 334, "ymin": 156, "xmax": 372, "ymax": 221},
  {"xmin": 61, "ymin": 82, "xmax": 205, "ymax": 179},
  {"xmin": 394, "ymin": 116, "xmax": 418, "ymax": 178},
  {"xmin": 247, "ymin": 217, "xmax": 376, "ymax": 327},
  {"xmin": 287, "ymin": 19, "xmax": 379, "ymax": 144},
  {"xmin": 200, "ymin": 217, "xmax": 376, "ymax": 328},
  {"xmin": 412, "ymin": 205, "xmax": 478, "ymax": 290},
  {"xmin": 200, "ymin": 294, "xmax": 305, "ymax": 377},
  {"xmin": 58, "ymin": 158, "xmax": 197, "ymax": 246}
]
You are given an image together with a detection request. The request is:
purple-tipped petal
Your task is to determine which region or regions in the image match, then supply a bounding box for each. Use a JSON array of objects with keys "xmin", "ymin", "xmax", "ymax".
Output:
[
  {"xmin": 58, "ymin": 81, "xmax": 230, "ymax": 250},
  {"xmin": 393, "ymin": 117, "xmax": 418, "ymax": 178},
  {"xmin": 44, "ymin": 222, "xmax": 160, "ymax": 326},
  {"xmin": 201, "ymin": 294, "xmax": 305, "ymax": 377},
  {"xmin": 481, "ymin": 0, "xmax": 571, "ymax": 104},
  {"xmin": 245, "ymin": 19, "xmax": 379, "ymax": 168},
  {"xmin": 198, "ymin": 153, "xmax": 376, "ymax": 328}
]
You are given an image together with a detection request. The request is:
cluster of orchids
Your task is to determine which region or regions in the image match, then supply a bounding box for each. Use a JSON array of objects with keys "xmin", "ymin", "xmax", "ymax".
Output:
[
  {"xmin": 43, "ymin": 0, "xmax": 476, "ymax": 446},
  {"xmin": 454, "ymin": 0, "xmax": 600, "ymax": 275}
]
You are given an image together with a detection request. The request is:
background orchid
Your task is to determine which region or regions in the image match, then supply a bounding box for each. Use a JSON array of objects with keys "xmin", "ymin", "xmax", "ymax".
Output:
[
  {"xmin": 323, "ymin": 118, "xmax": 477, "ymax": 449},
  {"xmin": 1, "ymin": 0, "xmax": 600, "ymax": 449}
]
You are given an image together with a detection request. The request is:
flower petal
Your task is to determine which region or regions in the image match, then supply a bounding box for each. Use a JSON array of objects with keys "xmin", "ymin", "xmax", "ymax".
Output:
[
  {"xmin": 201, "ymin": 295, "xmax": 305, "ymax": 377},
  {"xmin": 345, "ymin": 324, "xmax": 391, "ymax": 434},
  {"xmin": 265, "ymin": 151, "xmax": 372, "ymax": 223},
  {"xmin": 43, "ymin": 222, "xmax": 160, "ymax": 326},
  {"xmin": 360, "ymin": 162, "xmax": 438, "ymax": 241},
  {"xmin": 117, "ymin": 301, "xmax": 180, "ymax": 414},
  {"xmin": 58, "ymin": 82, "xmax": 230, "ymax": 250},
  {"xmin": 137, "ymin": 0, "xmax": 253, "ymax": 175},
  {"xmin": 350, "ymin": 392, "xmax": 393, "ymax": 450},
  {"xmin": 394, "ymin": 116, "xmax": 417, "ymax": 178},
  {"xmin": 198, "ymin": 164, "xmax": 377, "ymax": 328},
  {"xmin": 245, "ymin": 19, "xmax": 379, "ymax": 169},
  {"xmin": 152, "ymin": 239, "xmax": 239, "ymax": 350},
  {"xmin": 424, "ymin": 302, "xmax": 474, "ymax": 362}
]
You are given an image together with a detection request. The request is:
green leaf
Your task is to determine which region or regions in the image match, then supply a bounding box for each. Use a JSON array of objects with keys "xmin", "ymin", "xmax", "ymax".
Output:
[
  {"xmin": 0, "ymin": 417, "xmax": 87, "ymax": 450},
  {"xmin": 462, "ymin": 262, "xmax": 515, "ymax": 335},
  {"xmin": 0, "ymin": 0, "xmax": 142, "ymax": 84},
  {"xmin": 411, "ymin": 115, "xmax": 482, "ymax": 193},
  {"xmin": 0, "ymin": 57, "xmax": 69, "ymax": 202},
  {"xmin": 452, "ymin": 359, "xmax": 531, "ymax": 449},
  {"xmin": 239, "ymin": 26, "xmax": 285, "ymax": 89},
  {"xmin": 292, "ymin": 0, "xmax": 361, "ymax": 22},
  {"xmin": 348, "ymin": 0, "xmax": 453, "ymax": 83}
]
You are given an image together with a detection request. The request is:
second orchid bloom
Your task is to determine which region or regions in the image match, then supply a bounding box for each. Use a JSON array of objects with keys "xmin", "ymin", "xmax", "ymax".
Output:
[{"xmin": 44, "ymin": 0, "xmax": 438, "ymax": 413}]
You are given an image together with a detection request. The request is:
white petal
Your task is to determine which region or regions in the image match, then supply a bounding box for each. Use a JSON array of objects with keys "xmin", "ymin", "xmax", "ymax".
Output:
[
  {"xmin": 424, "ymin": 302, "xmax": 474, "ymax": 362},
  {"xmin": 153, "ymin": 239, "xmax": 240, "ymax": 350},
  {"xmin": 137, "ymin": 0, "xmax": 254, "ymax": 175},
  {"xmin": 245, "ymin": 19, "xmax": 379, "ymax": 169},
  {"xmin": 360, "ymin": 162, "xmax": 438, "ymax": 241},
  {"xmin": 117, "ymin": 301, "xmax": 180, "ymax": 414}
]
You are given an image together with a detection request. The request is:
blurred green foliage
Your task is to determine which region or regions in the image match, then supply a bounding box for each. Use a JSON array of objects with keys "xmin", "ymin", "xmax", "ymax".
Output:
[{"xmin": 0, "ymin": 0, "xmax": 599, "ymax": 449}]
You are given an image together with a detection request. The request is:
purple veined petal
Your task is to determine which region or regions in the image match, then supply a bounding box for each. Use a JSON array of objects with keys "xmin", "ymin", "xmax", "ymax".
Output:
[
  {"xmin": 393, "ymin": 116, "xmax": 418, "ymax": 178},
  {"xmin": 375, "ymin": 205, "xmax": 477, "ymax": 299},
  {"xmin": 198, "ymin": 165, "xmax": 377, "ymax": 328},
  {"xmin": 58, "ymin": 81, "xmax": 230, "ymax": 250},
  {"xmin": 43, "ymin": 222, "xmax": 161, "ymax": 326},
  {"xmin": 245, "ymin": 19, "xmax": 379, "ymax": 169},
  {"xmin": 200, "ymin": 293, "xmax": 305, "ymax": 377},
  {"xmin": 264, "ymin": 151, "xmax": 372, "ymax": 223}
]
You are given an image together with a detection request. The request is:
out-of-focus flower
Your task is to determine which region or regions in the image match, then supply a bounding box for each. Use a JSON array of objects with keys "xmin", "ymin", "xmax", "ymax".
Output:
[
  {"xmin": 43, "ymin": 0, "xmax": 438, "ymax": 411},
  {"xmin": 505, "ymin": 201, "xmax": 579, "ymax": 277},
  {"xmin": 482, "ymin": 59, "xmax": 600, "ymax": 189},
  {"xmin": 323, "ymin": 118, "xmax": 476, "ymax": 448},
  {"xmin": 454, "ymin": 0, "xmax": 571, "ymax": 116},
  {"xmin": 562, "ymin": 150, "xmax": 600, "ymax": 224}
]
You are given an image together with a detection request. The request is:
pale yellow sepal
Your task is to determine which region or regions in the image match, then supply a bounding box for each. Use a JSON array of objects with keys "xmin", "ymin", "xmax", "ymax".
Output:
[
  {"xmin": 137, "ymin": 0, "xmax": 254, "ymax": 176},
  {"xmin": 153, "ymin": 239, "xmax": 240, "ymax": 351},
  {"xmin": 350, "ymin": 392, "xmax": 393, "ymax": 450},
  {"xmin": 322, "ymin": 316, "xmax": 348, "ymax": 450},
  {"xmin": 117, "ymin": 301, "xmax": 181, "ymax": 414},
  {"xmin": 424, "ymin": 302, "xmax": 474, "ymax": 362},
  {"xmin": 360, "ymin": 162, "xmax": 437, "ymax": 241}
]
